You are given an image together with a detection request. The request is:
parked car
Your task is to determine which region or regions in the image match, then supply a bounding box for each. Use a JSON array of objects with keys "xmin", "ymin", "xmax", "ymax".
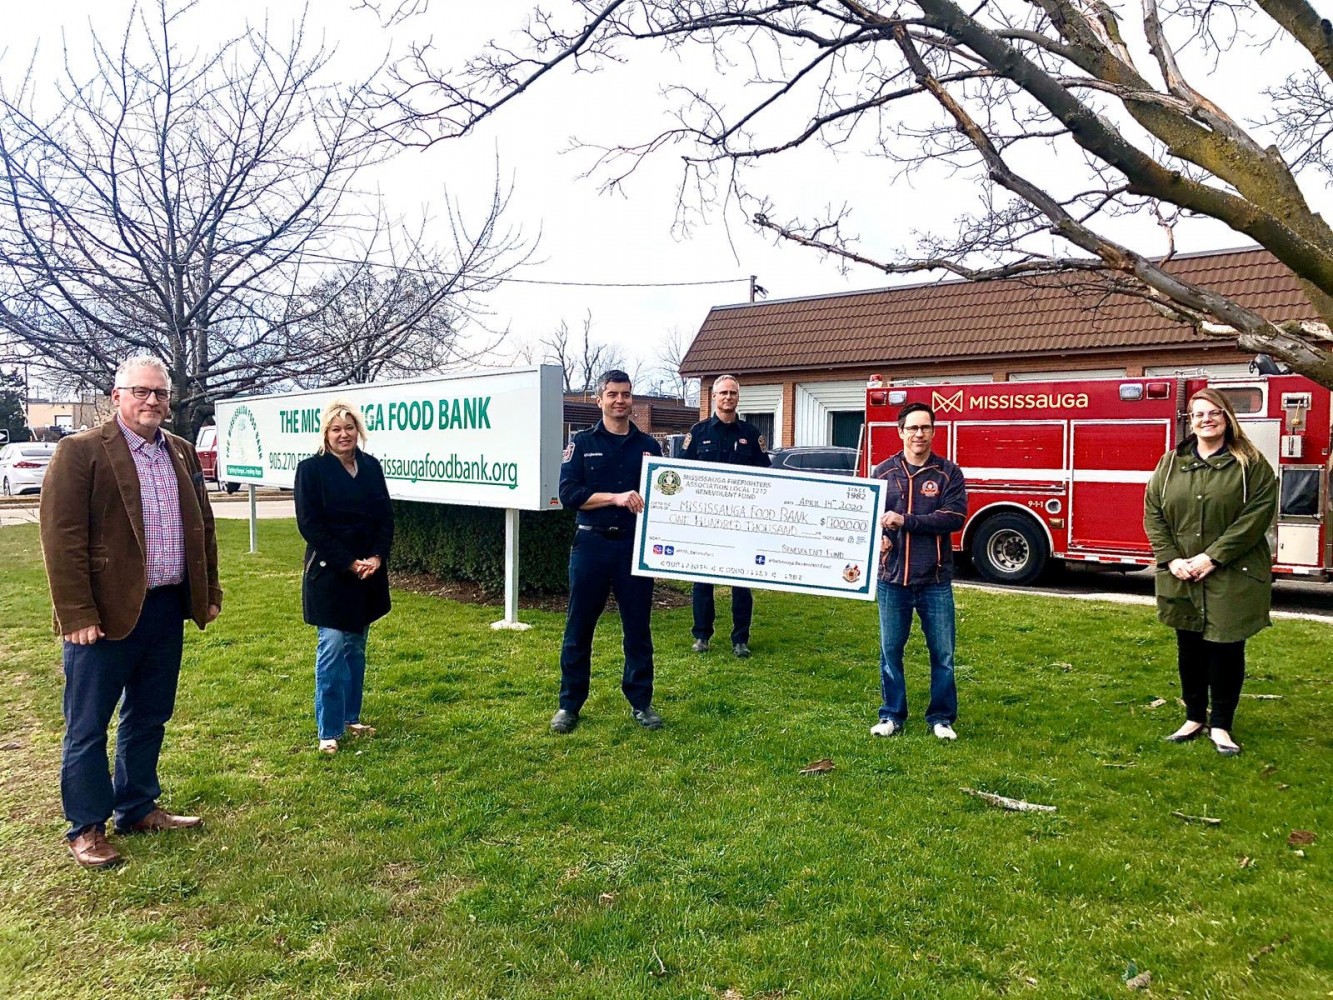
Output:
[
  {"xmin": 0, "ymin": 442, "xmax": 58, "ymax": 495},
  {"xmin": 767, "ymin": 446, "xmax": 860, "ymax": 476},
  {"xmin": 195, "ymin": 425, "xmax": 240, "ymax": 493}
]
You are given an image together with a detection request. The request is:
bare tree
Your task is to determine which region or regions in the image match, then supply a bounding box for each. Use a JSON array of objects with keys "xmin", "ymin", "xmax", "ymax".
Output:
[
  {"xmin": 640, "ymin": 326, "xmax": 698, "ymax": 402},
  {"xmin": 0, "ymin": 1, "xmax": 526, "ymax": 433},
  {"xmin": 540, "ymin": 311, "xmax": 632, "ymax": 393},
  {"xmin": 370, "ymin": 0, "xmax": 1333, "ymax": 388},
  {"xmin": 286, "ymin": 190, "xmax": 522, "ymax": 386}
]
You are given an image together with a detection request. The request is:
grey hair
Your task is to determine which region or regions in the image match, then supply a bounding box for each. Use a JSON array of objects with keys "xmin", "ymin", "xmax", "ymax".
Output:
[
  {"xmin": 711, "ymin": 374, "xmax": 740, "ymax": 392},
  {"xmin": 115, "ymin": 354, "xmax": 169, "ymax": 386}
]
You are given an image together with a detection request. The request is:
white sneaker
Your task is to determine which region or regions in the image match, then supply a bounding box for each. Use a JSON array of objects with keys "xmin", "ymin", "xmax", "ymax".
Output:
[
  {"xmin": 870, "ymin": 719, "xmax": 900, "ymax": 737},
  {"xmin": 932, "ymin": 724, "xmax": 958, "ymax": 741}
]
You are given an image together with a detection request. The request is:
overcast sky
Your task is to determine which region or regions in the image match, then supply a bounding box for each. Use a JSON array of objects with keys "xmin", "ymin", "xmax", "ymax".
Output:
[{"xmin": 5, "ymin": 1, "xmax": 1307, "ymax": 386}]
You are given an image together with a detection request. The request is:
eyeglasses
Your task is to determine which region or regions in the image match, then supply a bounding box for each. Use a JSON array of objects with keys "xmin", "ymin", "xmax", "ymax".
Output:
[
  {"xmin": 1190, "ymin": 410, "xmax": 1225, "ymax": 421},
  {"xmin": 901, "ymin": 424, "xmax": 934, "ymax": 435},
  {"xmin": 118, "ymin": 385, "xmax": 171, "ymax": 402}
]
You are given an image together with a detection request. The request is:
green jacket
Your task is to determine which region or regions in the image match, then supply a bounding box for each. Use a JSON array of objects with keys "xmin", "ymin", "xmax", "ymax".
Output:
[{"xmin": 1143, "ymin": 439, "xmax": 1278, "ymax": 642}]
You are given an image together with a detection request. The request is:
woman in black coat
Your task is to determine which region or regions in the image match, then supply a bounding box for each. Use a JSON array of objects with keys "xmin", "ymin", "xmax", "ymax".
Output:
[{"xmin": 294, "ymin": 400, "xmax": 394, "ymax": 754}]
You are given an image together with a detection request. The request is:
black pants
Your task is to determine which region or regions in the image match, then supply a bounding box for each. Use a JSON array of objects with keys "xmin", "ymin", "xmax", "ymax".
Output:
[
  {"xmin": 691, "ymin": 583, "xmax": 753, "ymax": 645},
  {"xmin": 1176, "ymin": 629, "xmax": 1246, "ymax": 731},
  {"xmin": 559, "ymin": 532, "xmax": 654, "ymax": 713}
]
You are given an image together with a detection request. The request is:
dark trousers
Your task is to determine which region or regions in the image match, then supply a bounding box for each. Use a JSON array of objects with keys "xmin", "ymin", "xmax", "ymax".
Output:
[
  {"xmin": 691, "ymin": 583, "xmax": 753, "ymax": 645},
  {"xmin": 559, "ymin": 533, "xmax": 654, "ymax": 713},
  {"xmin": 1176, "ymin": 629, "xmax": 1246, "ymax": 731},
  {"xmin": 61, "ymin": 586, "xmax": 186, "ymax": 838}
]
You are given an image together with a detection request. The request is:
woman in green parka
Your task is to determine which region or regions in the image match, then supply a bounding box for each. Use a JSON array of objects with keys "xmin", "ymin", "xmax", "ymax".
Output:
[{"xmin": 1143, "ymin": 387, "xmax": 1277, "ymax": 757}]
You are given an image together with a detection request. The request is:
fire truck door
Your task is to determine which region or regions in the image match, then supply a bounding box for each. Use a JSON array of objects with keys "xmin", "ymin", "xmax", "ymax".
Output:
[
  {"xmin": 1240, "ymin": 418, "xmax": 1281, "ymax": 471},
  {"xmin": 1243, "ymin": 416, "xmax": 1322, "ymax": 567},
  {"xmin": 1068, "ymin": 420, "xmax": 1171, "ymax": 554}
]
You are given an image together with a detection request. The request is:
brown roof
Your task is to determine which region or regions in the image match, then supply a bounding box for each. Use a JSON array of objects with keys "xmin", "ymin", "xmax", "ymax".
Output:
[{"xmin": 681, "ymin": 247, "xmax": 1314, "ymax": 376}]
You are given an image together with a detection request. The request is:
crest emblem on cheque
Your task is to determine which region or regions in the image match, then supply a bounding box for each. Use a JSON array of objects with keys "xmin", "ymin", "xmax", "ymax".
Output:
[{"xmin": 656, "ymin": 469, "xmax": 682, "ymax": 495}]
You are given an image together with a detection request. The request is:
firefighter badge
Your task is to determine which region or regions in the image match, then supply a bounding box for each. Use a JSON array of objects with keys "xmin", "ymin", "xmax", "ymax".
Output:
[
  {"xmin": 561, "ymin": 442, "xmax": 575, "ymax": 463},
  {"xmin": 682, "ymin": 432, "xmax": 692, "ymax": 450},
  {"xmin": 921, "ymin": 480, "xmax": 940, "ymax": 497}
]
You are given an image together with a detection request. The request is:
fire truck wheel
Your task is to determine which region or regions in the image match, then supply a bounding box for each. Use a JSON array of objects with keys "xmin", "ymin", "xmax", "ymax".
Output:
[
  {"xmin": 971, "ymin": 512, "xmax": 1049, "ymax": 585},
  {"xmin": 223, "ymin": 481, "xmax": 241, "ymax": 494}
]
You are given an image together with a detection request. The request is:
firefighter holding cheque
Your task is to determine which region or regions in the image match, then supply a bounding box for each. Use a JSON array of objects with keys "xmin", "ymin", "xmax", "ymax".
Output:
[
  {"xmin": 870, "ymin": 403, "xmax": 968, "ymax": 740},
  {"xmin": 1144, "ymin": 388, "xmax": 1277, "ymax": 757},
  {"xmin": 681, "ymin": 374, "xmax": 772, "ymax": 658}
]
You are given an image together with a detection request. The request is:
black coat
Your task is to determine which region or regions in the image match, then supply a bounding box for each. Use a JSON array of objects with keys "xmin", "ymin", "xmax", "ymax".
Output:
[{"xmin": 295, "ymin": 450, "xmax": 394, "ymax": 632}]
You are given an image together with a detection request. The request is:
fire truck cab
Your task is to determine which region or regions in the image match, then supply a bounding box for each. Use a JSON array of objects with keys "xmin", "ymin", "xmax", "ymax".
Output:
[{"xmin": 860, "ymin": 373, "xmax": 1332, "ymax": 585}]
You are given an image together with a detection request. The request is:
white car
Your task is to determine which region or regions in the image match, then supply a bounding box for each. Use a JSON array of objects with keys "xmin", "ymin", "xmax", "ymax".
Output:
[{"xmin": 0, "ymin": 442, "xmax": 58, "ymax": 496}]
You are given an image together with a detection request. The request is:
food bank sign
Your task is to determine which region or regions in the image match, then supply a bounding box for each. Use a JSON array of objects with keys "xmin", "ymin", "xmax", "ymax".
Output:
[{"xmin": 214, "ymin": 366, "xmax": 564, "ymax": 511}]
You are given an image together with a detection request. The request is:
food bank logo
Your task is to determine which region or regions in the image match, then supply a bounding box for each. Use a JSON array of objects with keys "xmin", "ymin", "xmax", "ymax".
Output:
[
  {"xmin": 224, "ymin": 406, "xmax": 264, "ymax": 479},
  {"xmin": 932, "ymin": 390, "xmax": 964, "ymax": 415}
]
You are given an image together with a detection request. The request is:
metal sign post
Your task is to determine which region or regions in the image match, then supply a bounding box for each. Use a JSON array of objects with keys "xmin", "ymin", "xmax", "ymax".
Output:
[
  {"xmin": 491, "ymin": 508, "xmax": 530, "ymax": 631},
  {"xmin": 248, "ymin": 484, "xmax": 257, "ymax": 554}
]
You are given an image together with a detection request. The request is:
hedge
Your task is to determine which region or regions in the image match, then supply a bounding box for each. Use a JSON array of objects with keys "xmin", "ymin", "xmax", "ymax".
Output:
[{"xmin": 391, "ymin": 500, "xmax": 578, "ymax": 594}]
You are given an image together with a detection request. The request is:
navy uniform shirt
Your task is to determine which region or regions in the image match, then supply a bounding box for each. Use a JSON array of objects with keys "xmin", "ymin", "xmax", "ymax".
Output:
[
  {"xmin": 559, "ymin": 420, "xmax": 663, "ymax": 531},
  {"xmin": 681, "ymin": 414, "xmax": 771, "ymax": 468}
]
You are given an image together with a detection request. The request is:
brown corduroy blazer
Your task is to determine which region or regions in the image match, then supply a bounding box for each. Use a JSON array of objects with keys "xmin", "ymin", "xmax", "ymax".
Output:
[{"xmin": 39, "ymin": 419, "xmax": 223, "ymax": 640}]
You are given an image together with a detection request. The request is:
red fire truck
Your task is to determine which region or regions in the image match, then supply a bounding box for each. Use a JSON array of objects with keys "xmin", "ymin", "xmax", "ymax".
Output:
[{"xmin": 859, "ymin": 373, "xmax": 1331, "ymax": 584}]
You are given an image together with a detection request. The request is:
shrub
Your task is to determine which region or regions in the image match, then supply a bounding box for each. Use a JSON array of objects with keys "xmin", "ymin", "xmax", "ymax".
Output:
[{"xmin": 391, "ymin": 500, "xmax": 577, "ymax": 593}]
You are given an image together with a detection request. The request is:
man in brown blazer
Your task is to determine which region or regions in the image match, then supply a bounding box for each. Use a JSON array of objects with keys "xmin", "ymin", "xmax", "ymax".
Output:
[{"xmin": 40, "ymin": 355, "xmax": 222, "ymax": 868}]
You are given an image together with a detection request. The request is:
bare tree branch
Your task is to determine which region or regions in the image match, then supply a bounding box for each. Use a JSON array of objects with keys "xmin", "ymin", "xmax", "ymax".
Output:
[
  {"xmin": 370, "ymin": 0, "xmax": 1333, "ymax": 386},
  {"xmin": 0, "ymin": 1, "xmax": 528, "ymax": 431}
]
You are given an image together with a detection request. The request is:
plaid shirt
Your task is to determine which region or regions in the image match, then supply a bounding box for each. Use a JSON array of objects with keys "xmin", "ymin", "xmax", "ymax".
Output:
[{"xmin": 118, "ymin": 416, "xmax": 185, "ymax": 588}]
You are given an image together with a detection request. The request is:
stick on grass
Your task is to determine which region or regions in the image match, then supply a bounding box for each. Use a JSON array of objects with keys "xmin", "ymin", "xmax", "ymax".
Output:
[
  {"xmin": 1171, "ymin": 811, "xmax": 1221, "ymax": 826},
  {"xmin": 961, "ymin": 788, "xmax": 1057, "ymax": 813}
]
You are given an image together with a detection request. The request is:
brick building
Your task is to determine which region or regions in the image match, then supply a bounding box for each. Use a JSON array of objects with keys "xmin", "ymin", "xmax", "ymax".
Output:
[{"xmin": 680, "ymin": 247, "xmax": 1311, "ymax": 450}]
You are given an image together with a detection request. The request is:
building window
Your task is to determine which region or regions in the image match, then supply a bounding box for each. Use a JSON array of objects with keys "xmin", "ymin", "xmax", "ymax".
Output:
[
  {"xmin": 830, "ymin": 410, "xmax": 864, "ymax": 450},
  {"xmin": 744, "ymin": 412, "xmax": 775, "ymax": 451}
]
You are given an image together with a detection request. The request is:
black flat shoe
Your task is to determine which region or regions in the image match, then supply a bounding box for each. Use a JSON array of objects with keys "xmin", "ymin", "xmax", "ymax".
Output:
[{"xmin": 1164, "ymin": 724, "xmax": 1208, "ymax": 743}]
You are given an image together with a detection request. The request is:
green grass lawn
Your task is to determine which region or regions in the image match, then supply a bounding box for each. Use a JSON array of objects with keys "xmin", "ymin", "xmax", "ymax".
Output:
[{"xmin": 0, "ymin": 519, "xmax": 1329, "ymax": 999}]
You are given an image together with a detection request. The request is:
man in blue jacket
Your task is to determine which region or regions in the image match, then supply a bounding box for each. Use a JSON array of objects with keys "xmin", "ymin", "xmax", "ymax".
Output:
[{"xmin": 870, "ymin": 402, "xmax": 968, "ymax": 740}]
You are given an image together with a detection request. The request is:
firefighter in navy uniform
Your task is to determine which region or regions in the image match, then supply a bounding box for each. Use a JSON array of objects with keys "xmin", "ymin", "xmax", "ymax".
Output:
[
  {"xmin": 550, "ymin": 371, "xmax": 664, "ymax": 734},
  {"xmin": 681, "ymin": 374, "xmax": 771, "ymax": 657}
]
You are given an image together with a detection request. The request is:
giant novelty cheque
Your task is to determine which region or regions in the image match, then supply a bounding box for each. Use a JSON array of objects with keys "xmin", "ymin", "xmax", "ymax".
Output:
[{"xmin": 633, "ymin": 458, "xmax": 885, "ymax": 600}]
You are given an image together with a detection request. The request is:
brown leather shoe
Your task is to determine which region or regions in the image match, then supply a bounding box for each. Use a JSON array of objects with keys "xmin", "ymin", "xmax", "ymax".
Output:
[
  {"xmin": 120, "ymin": 807, "xmax": 203, "ymax": 834},
  {"xmin": 68, "ymin": 829, "xmax": 123, "ymax": 868}
]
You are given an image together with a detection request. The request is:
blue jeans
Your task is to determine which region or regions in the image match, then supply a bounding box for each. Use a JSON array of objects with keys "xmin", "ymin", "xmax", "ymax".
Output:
[
  {"xmin": 315, "ymin": 627, "xmax": 368, "ymax": 740},
  {"xmin": 559, "ymin": 532, "xmax": 654, "ymax": 713},
  {"xmin": 61, "ymin": 585, "xmax": 185, "ymax": 838},
  {"xmin": 877, "ymin": 580, "xmax": 958, "ymax": 727}
]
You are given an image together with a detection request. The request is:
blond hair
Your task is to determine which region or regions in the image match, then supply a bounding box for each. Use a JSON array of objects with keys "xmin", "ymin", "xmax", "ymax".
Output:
[
  {"xmin": 316, "ymin": 399, "xmax": 367, "ymax": 455},
  {"xmin": 1188, "ymin": 388, "xmax": 1263, "ymax": 470}
]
